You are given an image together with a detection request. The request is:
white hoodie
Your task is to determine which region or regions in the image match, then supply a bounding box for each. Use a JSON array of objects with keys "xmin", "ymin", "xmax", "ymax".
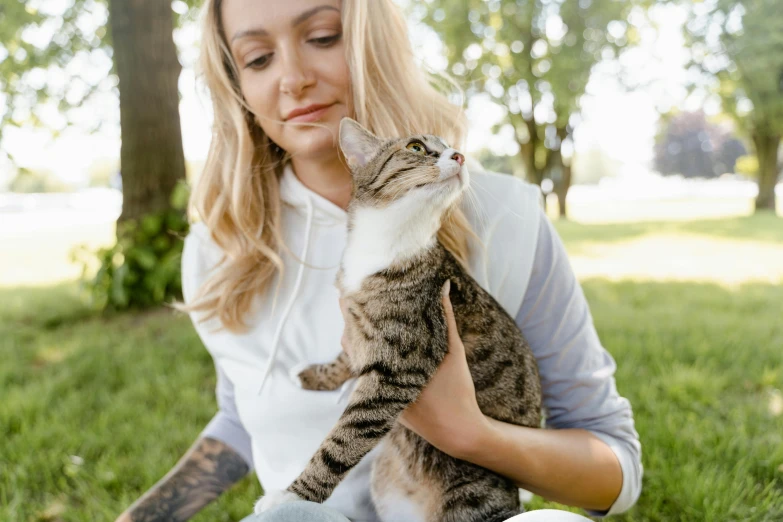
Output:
[{"xmin": 182, "ymin": 164, "xmax": 642, "ymax": 520}]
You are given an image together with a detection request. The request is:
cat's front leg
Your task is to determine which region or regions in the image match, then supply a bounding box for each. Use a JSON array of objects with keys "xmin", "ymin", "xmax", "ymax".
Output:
[
  {"xmin": 287, "ymin": 361, "xmax": 437, "ymax": 503},
  {"xmin": 297, "ymin": 351, "xmax": 353, "ymax": 391}
]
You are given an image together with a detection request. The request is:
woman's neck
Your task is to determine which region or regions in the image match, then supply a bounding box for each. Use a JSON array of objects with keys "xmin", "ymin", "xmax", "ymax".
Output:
[{"xmin": 290, "ymin": 154, "xmax": 353, "ymax": 210}]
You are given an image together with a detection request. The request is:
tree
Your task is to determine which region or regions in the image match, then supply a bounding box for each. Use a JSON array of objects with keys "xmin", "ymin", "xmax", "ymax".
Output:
[
  {"xmin": 654, "ymin": 110, "xmax": 746, "ymax": 178},
  {"xmin": 679, "ymin": 0, "xmax": 783, "ymax": 211},
  {"xmin": 1, "ymin": 0, "xmax": 197, "ymax": 219},
  {"xmin": 1, "ymin": 0, "xmax": 200, "ymax": 308},
  {"xmin": 572, "ymin": 146, "xmax": 623, "ymax": 185},
  {"xmin": 108, "ymin": 0, "xmax": 185, "ymax": 221},
  {"xmin": 473, "ymin": 148, "xmax": 521, "ymax": 176},
  {"xmin": 419, "ymin": 0, "xmax": 640, "ymax": 218}
]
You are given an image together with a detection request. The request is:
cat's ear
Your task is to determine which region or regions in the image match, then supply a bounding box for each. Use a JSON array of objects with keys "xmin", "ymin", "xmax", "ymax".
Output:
[{"xmin": 339, "ymin": 118, "xmax": 381, "ymax": 170}]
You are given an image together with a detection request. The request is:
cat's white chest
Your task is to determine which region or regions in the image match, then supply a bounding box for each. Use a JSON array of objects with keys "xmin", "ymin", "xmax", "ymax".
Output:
[{"xmin": 341, "ymin": 198, "xmax": 440, "ymax": 294}]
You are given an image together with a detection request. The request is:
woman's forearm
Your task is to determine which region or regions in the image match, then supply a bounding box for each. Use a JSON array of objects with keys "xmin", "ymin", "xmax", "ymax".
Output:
[
  {"xmin": 116, "ymin": 437, "xmax": 249, "ymax": 522},
  {"xmin": 459, "ymin": 418, "xmax": 623, "ymax": 512}
]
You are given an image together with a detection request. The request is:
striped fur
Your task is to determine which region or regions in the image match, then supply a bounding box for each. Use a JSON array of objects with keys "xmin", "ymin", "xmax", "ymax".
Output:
[{"xmin": 272, "ymin": 119, "xmax": 542, "ymax": 521}]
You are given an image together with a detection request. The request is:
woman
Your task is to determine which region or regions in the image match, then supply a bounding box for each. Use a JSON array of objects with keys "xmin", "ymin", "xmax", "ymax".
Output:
[{"xmin": 116, "ymin": 0, "xmax": 642, "ymax": 521}]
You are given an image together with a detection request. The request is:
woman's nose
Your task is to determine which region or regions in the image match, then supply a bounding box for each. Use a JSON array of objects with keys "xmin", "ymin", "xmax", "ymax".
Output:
[
  {"xmin": 451, "ymin": 152, "xmax": 465, "ymax": 166},
  {"xmin": 279, "ymin": 49, "xmax": 315, "ymax": 97}
]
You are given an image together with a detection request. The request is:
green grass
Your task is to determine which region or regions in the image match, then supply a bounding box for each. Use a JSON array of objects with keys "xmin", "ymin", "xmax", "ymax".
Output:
[
  {"xmin": 529, "ymin": 280, "xmax": 783, "ymax": 520},
  {"xmin": 3, "ymin": 215, "xmax": 783, "ymax": 521},
  {"xmin": 556, "ymin": 212, "xmax": 783, "ymax": 254}
]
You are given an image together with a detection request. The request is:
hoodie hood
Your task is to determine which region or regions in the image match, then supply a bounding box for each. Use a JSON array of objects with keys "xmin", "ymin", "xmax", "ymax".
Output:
[{"xmin": 257, "ymin": 163, "xmax": 349, "ymax": 395}]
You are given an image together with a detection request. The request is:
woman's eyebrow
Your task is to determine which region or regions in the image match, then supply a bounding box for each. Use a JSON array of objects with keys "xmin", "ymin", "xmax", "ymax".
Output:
[
  {"xmin": 291, "ymin": 5, "xmax": 340, "ymax": 27},
  {"xmin": 231, "ymin": 5, "xmax": 340, "ymax": 43}
]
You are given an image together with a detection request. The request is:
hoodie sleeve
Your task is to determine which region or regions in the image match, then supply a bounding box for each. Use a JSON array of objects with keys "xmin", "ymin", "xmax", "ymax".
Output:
[
  {"xmin": 514, "ymin": 209, "xmax": 643, "ymax": 516},
  {"xmin": 200, "ymin": 361, "xmax": 255, "ymax": 470},
  {"xmin": 182, "ymin": 224, "xmax": 254, "ymax": 470}
]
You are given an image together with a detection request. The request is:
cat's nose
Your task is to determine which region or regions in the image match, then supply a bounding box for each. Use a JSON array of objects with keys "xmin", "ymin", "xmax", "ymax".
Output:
[{"xmin": 451, "ymin": 152, "xmax": 465, "ymax": 166}]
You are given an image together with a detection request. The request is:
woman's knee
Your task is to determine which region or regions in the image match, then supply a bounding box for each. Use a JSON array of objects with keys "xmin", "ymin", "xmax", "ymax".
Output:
[{"xmin": 240, "ymin": 501, "xmax": 351, "ymax": 522}]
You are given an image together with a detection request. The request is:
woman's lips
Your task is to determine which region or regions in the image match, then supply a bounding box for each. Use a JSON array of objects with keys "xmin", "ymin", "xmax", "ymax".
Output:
[{"xmin": 286, "ymin": 104, "xmax": 334, "ymax": 123}]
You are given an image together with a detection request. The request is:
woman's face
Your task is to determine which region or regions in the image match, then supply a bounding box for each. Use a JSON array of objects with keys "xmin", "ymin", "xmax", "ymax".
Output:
[{"xmin": 222, "ymin": 0, "xmax": 350, "ymax": 161}]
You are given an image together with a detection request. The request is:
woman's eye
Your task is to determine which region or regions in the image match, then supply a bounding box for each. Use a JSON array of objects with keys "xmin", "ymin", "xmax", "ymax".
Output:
[
  {"xmin": 246, "ymin": 54, "xmax": 272, "ymax": 70},
  {"xmin": 406, "ymin": 142, "xmax": 427, "ymax": 154},
  {"xmin": 309, "ymin": 34, "xmax": 341, "ymax": 47}
]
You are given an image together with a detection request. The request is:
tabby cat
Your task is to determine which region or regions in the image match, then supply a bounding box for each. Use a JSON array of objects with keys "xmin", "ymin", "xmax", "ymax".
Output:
[{"xmin": 254, "ymin": 118, "xmax": 542, "ymax": 522}]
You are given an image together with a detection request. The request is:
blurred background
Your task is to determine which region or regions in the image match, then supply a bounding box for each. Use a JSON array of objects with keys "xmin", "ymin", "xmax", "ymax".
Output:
[{"xmin": 2, "ymin": 0, "xmax": 781, "ymax": 520}]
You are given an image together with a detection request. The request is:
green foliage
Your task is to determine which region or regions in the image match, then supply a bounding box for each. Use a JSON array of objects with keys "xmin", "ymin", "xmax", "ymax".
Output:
[
  {"xmin": 418, "ymin": 0, "xmax": 641, "ymax": 184},
  {"xmin": 0, "ymin": 0, "xmax": 111, "ymax": 144},
  {"xmin": 472, "ymin": 148, "xmax": 521, "ymax": 176},
  {"xmin": 677, "ymin": 0, "xmax": 783, "ymax": 210},
  {"xmin": 72, "ymin": 180, "xmax": 190, "ymax": 310},
  {"xmin": 681, "ymin": 0, "xmax": 783, "ymax": 136},
  {"xmin": 0, "ymin": 0, "xmax": 202, "ymax": 155},
  {"xmin": 8, "ymin": 167, "xmax": 73, "ymax": 193},
  {"xmin": 735, "ymin": 154, "xmax": 759, "ymax": 178}
]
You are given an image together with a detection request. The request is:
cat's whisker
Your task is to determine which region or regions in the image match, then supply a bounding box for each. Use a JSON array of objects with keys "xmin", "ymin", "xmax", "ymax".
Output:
[{"xmin": 462, "ymin": 186, "xmax": 489, "ymax": 230}]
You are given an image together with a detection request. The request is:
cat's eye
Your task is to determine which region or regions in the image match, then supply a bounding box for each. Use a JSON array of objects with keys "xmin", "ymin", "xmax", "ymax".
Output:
[{"xmin": 406, "ymin": 142, "xmax": 427, "ymax": 154}]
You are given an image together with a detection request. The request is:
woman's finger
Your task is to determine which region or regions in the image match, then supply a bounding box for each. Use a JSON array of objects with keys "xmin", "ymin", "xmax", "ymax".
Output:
[{"xmin": 441, "ymin": 279, "xmax": 463, "ymax": 355}]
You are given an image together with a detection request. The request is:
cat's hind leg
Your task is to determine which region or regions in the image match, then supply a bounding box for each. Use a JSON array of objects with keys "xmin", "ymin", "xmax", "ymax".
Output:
[{"xmin": 370, "ymin": 436, "xmax": 433, "ymax": 522}]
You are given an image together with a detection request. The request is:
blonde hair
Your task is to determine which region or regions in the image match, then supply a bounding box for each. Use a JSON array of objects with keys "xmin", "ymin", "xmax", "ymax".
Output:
[{"xmin": 186, "ymin": 0, "xmax": 476, "ymax": 331}]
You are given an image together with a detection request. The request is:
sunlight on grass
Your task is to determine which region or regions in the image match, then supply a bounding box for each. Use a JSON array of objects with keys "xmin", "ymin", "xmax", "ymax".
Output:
[
  {"xmin": 567, "ymin": 233, "xmax": 783, "ymax": 286},
  {"xmin": 548, "ymin": 196, "xmax": 782, "ymax": 223}
]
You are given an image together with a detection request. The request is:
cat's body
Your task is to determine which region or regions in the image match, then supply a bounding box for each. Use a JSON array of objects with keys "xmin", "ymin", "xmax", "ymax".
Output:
[{"xmin": 255, "ymin": 119, "xmax": 542, "ymax": 522}]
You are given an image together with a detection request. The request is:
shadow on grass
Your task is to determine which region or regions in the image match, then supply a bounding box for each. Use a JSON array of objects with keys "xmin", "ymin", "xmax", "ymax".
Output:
[
  {"xmin": 554, "ymin": 212, "xmax": 783, "ymax": 250},
  {"xmin": 0, "ymin": 282, "xmax": 182, "ymax": 332},
  {"xmin": 0, "ymin": 282, "xmax": 95, "ymax": 330}
]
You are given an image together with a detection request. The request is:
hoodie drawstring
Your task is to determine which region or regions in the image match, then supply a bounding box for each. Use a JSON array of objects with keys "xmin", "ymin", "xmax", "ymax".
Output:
[{"xmin": 257, "ymin": 195, "xmax": 315, "ymax": 395}]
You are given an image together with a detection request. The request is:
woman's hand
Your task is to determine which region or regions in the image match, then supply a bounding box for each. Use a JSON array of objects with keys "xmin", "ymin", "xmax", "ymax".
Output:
[
  {"xmin": 398, "ymin": 280, "xmax": 490, "ymax": 458},
  {"xmin": 339, "ymin": 280, "xmax": 490, "ymax": 459}
]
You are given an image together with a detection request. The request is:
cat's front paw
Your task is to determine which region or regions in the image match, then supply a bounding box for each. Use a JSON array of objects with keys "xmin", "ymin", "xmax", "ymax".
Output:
[
  {"xmin": 298, "ymin": 365, "xmax": 340, "ymax": 391},
  {"xmin": 253, "ymin": 489, "xmax": 303, "ymax": 514}
]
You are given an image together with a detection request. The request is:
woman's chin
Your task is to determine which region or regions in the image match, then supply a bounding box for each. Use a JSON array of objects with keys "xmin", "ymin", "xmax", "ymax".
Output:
[{"xmin": 284, "ymin": 129, "xmax": 342, "ymax": 162}]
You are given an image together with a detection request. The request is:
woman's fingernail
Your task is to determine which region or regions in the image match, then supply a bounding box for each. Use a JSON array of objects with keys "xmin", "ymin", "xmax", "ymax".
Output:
[{"xmin": 441, "ymin": 279, "xmax": 451, "ymax": 297}]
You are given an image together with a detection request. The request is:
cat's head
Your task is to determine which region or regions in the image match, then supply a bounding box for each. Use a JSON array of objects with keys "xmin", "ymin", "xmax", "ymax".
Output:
[{"xmin": 338, "ymin": 118, "xmax": 469, "ymax": 214}]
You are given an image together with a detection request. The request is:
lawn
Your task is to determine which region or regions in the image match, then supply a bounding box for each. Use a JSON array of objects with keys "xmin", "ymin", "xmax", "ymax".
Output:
[{"xmin": 2, "ymin": 213, "xmax": 782, "ymax": 521}]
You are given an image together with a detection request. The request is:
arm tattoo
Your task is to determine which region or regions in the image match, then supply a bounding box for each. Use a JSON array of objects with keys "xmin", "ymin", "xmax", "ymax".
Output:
[{"xmin": 128, "ymin": 437, "xmax": 249, "ymax": 522}]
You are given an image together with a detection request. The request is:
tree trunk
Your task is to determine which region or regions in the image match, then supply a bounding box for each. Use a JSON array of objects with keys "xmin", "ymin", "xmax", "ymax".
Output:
[
  {"xmin": 517, "ymin": 118, "xmax": 544, "ymax": 186},
  {"xmin": 552, "ymin": 127, "xmax": 572, "ymax": 219},
  {"xmin": 109, "ymin": 0, "xmax": 185, "ymax": 222},
  {"xmin": 752, "ymin": 133, "xmax": 780, "ymax": 212},
  {"xmin": 555, "ymin": 163, "xmax": 571, "ymax": 219}
]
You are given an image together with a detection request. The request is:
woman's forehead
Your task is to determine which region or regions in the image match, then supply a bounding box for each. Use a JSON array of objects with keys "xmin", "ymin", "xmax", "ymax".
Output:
[{"xmin": 222, "ymin": 0, "xmax": 341, "ymax": 40}]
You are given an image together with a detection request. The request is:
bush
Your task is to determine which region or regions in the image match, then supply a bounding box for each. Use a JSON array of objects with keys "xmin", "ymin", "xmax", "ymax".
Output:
[{"xmin": 72, "ymin": 180, "xmax": 190, "ymax": 310}]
